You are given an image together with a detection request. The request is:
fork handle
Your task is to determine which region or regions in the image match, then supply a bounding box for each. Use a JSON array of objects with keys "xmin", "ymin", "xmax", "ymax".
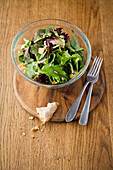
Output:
[
  {"xmin": 65, "ymin": 82, "xmax": 89, "ymax": 122},
  {"xmin": 79, "ymin": 83, "xmax": 94, "ymax": 125}
]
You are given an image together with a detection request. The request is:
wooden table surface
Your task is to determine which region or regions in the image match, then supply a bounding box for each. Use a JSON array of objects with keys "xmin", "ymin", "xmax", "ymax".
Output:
[{"xmin": 0, "ymin": 0, "xmax": 113, "ymax": 169}]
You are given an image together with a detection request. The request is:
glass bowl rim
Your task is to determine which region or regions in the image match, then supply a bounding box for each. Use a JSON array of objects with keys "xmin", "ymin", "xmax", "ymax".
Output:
[{"xmin": 11, "ymin": 19, "xmax": 91, "ymax": 88}]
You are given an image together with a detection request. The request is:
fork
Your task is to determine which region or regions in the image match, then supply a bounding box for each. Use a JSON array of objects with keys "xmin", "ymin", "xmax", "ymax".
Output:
[
  {"xmin": 65, "ymin": 56, "xmax": 103, "ymax": 123},
  {"xmin": 79, "ymin": 57, "xmax": 103, "ymax": 125}
]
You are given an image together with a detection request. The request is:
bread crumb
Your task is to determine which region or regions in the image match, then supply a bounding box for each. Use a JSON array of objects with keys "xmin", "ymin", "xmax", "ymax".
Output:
[
  {"xmin": 29, "ymin": 117, "xmax": 34, "ymax": 120},
  {"xmin": 36, "ymin": 102, "xmax": 59, "ymax": 124},
  {"xmin": 22, "ymin": 132, "xmax": 26, "ymax": 136},
  {"xmin": 41, "ymin": 129, "xmax": 44, "ymax": 132},
  {"xmin": 31, "ymin": 125, "xmax": 39, "ymax": 132},
  {"xmin": 31, "ymin": 135, "xmax": 35, "ymax": 139}
]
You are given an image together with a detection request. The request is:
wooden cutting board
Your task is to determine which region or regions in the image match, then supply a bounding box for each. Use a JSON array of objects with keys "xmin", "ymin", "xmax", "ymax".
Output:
[{"xmin": 13, "ymin": 59, "xmax": 105, "ymax": 122}]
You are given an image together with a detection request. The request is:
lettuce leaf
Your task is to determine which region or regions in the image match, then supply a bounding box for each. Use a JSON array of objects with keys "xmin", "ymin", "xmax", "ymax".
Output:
[{"xmin": 21, "ymin": 38, "xmax": 31, "ymax": 49}]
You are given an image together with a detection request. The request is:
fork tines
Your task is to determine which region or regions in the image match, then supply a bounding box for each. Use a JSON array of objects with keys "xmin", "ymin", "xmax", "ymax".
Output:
[{"xmin": 88, "ymin": 56, "xmax": 103, "ymax": 76}]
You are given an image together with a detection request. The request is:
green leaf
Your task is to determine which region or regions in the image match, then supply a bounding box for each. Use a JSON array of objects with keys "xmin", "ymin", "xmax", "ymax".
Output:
[
  {"xmin": 27, "ymin": 52, "xmax": 30, "ymax": 58},
  {"xmin": 71, "ymin": 67, "xmax": 84, "ymax": 79},
  {"xmin": 54, "ymin": 53, "xmax": 62, "ymax": 65},
  {"xmin": 33, "ymin": 36, "xmax": 43, "ymax": 43},
  {"xmin": 38, "ymin": 50, "xmax": 47, "ymax": 61},
  {"xmin": 54, "ymin": 38, "xmax": 65, "ymax": 48},
  {"xmin": 21, "ymin": 38, "xmax": 31, "ymax": 49},
  {"xmin": 66, "ymin": 41, "xmax": 75, "ymax": 52},
  {"xmin": 53, "ymin": 31, "xmax": 59, "ymax": 37},
  {"xmin": 53, "ymin": 45, "xmax": 59, "ymax": 49},
  {"xmin": 38, "ymin": 64, "xmax": 68, "ymax": 83},
  {"xmin": 25, "ymin": 62, "xmax": 38, "ymax": 78},
  {"xmin": 77, "ymin": 51, "xmax": 84, "ymax": 61},
  {"xmin": 60, "ymin": 51, "xmax": 70, "ymax": 65},
  {"xmin": 75, "ymin": 47, "xmax": 86, "ymax": 52},
  {"xmin": 18, "ymin": 50, "xmax": 25, "ymax": 63},
  {"xmin": 45, "ymin": 26, "xmax": 54, "ymax": 37},
  {"xmin": 19, "ymin": 56, "xmax": 25, "ymax": 63},
  {"xmin": 60, "ymin": 51, "xmax": 81, "ymax": 66},
  {"xmin": 30, "ymin": 44, "xmax": 38, "ymax": 56},
  {"xmin": 35, "ymin": 29, "xmax": 45, "ymax": 37},
  {"xmin": 69, "ymin": 62, "xmax": 74, "ymax": 74},
  {"xmin": 46, "ymin": 53, "xmax": 56, "ymax": 64},
  {"xmin": 71, "ymin": 33, "xmax": 79, "ymax": 50},
  {"xmin": 25, "ymin": 68, "xmax": 36, "ymax": 78},
  {"xmin": 72, "ymin": 55, "xmax": 82, "ymax": 71},
  {"xmin": 53, "ymin": 47, "xmax": 62, "ymax": 54}
]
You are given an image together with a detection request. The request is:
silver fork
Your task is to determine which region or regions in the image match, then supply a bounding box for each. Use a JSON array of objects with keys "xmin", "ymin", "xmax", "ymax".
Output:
[
  {"xmin": 65, "ymin": 56, "xmax": 103, "ymax": 123},
  {"xmin": 79, "ymin": 57, "xmax": 103, "ymax": 125}
]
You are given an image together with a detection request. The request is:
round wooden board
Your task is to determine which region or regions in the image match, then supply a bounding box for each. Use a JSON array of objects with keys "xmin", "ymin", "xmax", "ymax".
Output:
[{"xmin": 13, "ymin": 59, "xmax": 105, "ymax": 122}]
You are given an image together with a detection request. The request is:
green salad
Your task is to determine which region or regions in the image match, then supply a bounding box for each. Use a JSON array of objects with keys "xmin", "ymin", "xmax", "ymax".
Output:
[{"xmin": 18, "ymin": 26, "xmax": 85, "ymax": 84}]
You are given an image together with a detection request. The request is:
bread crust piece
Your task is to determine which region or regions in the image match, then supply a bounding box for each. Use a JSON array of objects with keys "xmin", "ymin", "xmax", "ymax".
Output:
[{"xmin": 36, "ymin": 102, "xmax": 59, "ymax": 124}]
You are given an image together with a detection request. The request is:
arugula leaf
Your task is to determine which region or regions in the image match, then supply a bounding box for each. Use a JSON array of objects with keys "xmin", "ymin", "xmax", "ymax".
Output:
[
  {"xmin": 65, "ymin": 41, "xmax": 75, "ymax": 52},
  {"xmin": 54, "ymin": 53, "xmax": 62, "ymax": 65},
  {"xmin": 46, "ymin": 53, "xmax": 56, "ymax": 64},
  {"xmin": 60, "ymin": 51, "xmax": 81, "ymax": 66},
  {"xmin": 35, "ymin": 29, "xmax": 45, "ymax": 37},
  {"xmin": 71, "ymin": 33, "xmax": 79, "ymax": 50},
  {"xmin": 38, "ymin": 64, "xmax": 68, "ymax": 83},
  {"xmin": 19, "ymin": 56, "xmax": 25, "ymax": 63},
  {"xmin": 67, "ymin": 34, "xmax": 85, "ymax": 52},
  {"xmin": 38, "ymin": 50, "xmax": 47, "ymax": 61},
  {"xmin": 53, "ymin": 31, "xmax": 60, "ymax": 37},
  {"xmin": 75, "ymin": 47, "xmax": 85, "ymax": 52},
  {"xmin": 53, "ymin": 44, "xmax": 59, "ymax": 49},
  {"xmin": 25, "ymin": 62, "xmax": 38, "ymax": 78},
  {"xmin": 45, "ymin": 26, "xmax": 54, "ymax": 37},
  {"xmin": 21, "ymin": 38, "xmax": 31, "ymax": 49},
  {"xmin": 18, "ymin": 51, "xmax": 25, "ymax": 63},
  {"xmin": 71, "ymin": 67, "xmax": 84, "ymax": 79},
  {"xmin": 72, "ymin": 55, "xmax": 82, "ymax": 71},
  {"xmin": 77, "ymin": 51, "xmax": 84, "ymax": 61},
  {"xmin": 30, "ymin": 44, "xmax": 38, "ymax": 56},
  {"xmin": 33, "ymin": 36, "xmax": 43, "ymax": 43},
  {"xmin": 53, "ymin": 47, "xmax": 62, "ymax": 54},
  {"xmin": 60, "ymin": 51, "xmax": 70, "ymax": 65},
  {"xmin": 69, "ymin": 62, "xmax": 74, "ymax": 74},
  {"xmin": 54, "ymin": 38, "xmax": 65, "ymax": 48}
]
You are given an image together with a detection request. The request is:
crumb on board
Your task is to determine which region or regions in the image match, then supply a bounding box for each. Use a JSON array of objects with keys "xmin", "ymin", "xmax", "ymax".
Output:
[
  {"xmin": 22, "ymin": 132, "xmax": 26, "ymax": 136},
  {"xmin": 29, "ymin": 116, "xmax": 34, "ymax": 120},
  {"xmin": 40, "ymin": 129, "xmax": 44, "ymax": 132},
  {"xmin": 31, "ymin": 125, "xmax": 39, "ymax": 132},
  {"xmin": 31, "ymin": 135, "xmax": 35, "ymax": 139}
]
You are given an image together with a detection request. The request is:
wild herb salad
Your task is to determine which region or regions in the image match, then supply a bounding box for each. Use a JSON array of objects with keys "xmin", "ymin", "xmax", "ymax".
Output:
[{"xmin": 18, "ymin": 26, "xmax": 85, "ymax": 84}]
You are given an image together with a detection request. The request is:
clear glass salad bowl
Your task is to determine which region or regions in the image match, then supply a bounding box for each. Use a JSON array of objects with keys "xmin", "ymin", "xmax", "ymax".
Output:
[{"xmin": 11, "ymin": 19, "xmax": 91, "ymax": 89}]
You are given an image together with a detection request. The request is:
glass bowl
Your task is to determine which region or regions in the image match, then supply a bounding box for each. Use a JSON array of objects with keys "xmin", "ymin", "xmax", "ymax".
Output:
[{"xmin": 11, "ymin": 19, "xmax": 91, "ymax": 89}]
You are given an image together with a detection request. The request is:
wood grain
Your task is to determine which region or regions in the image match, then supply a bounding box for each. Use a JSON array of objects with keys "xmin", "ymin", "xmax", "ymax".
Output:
[
  {"xmin": 13, "ymin": 59, "xmax": 105, "ymax": 122},
  {"xmin": 0, "ymin": 0, "xmax": 113, "ymax": 170}
]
